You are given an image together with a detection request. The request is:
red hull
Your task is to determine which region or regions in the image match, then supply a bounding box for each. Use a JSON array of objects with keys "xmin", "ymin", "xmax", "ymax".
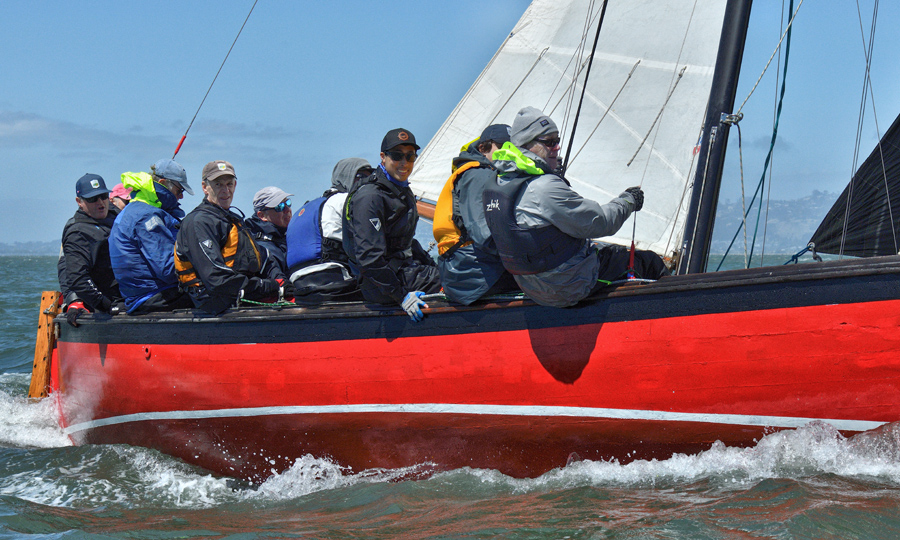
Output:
[{"xmin": 52, "ymin": 259, "xmax": 900, "ymax": 482}]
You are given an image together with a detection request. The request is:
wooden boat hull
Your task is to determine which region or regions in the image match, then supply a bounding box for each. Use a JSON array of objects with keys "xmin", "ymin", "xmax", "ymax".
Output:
[{"xmin": 51, "ymin": 257, "xmax": 900, "ymax": 482}]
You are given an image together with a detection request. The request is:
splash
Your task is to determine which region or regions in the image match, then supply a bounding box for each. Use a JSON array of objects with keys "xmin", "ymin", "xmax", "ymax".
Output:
[
  {"xmin": 459, "ymin": 421, "xmax": 900, "ymax": 492},
  {"xmin": 0, "ymin": 373, "xmax": 71, "ymax": 448}
]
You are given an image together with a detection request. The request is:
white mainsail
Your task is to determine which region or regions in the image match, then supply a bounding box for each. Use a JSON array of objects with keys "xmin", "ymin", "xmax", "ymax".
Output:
[{"xmin": 410, "ymin": 0, "xmax": 728, "ymax": 258}]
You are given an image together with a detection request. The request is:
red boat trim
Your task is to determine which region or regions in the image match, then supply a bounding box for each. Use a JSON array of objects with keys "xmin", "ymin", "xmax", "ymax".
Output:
[{"xmin": 62, "ymin": 403, "xmax": 886, "ymax": 436}]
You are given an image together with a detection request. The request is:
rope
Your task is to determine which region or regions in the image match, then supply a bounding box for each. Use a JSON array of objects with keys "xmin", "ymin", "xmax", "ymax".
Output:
[
  {"xmin": 173, "ymin": 0, "xmax": 259, "ymax": 158},
  {"xmin": 237, "ymin": 298, "xmax": 297, "ymax": 308}
]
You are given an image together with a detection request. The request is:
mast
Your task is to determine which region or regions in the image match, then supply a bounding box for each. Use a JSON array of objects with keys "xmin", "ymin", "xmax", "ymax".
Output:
[{"xmin": 677, "ymin": 0, "xmax": 754, "ymax": 275}]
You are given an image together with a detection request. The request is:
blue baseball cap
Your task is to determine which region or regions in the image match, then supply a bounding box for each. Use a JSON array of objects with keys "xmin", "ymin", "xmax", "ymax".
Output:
[
  {"xmin": 75, "ymin": 174, "xmax": 110, "ymax": 199},
  {"xmin": 151, "ymin": 158, "xmax": 194, "ymax": 195}
]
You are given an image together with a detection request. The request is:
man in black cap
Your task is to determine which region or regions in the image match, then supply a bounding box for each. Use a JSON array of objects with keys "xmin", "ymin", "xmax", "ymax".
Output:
[
  {"xmin": 432, "ymin": 124, "xmax": 518, "ymax": 305},
  {"xmin": 174, "ymin": 160, "xmax": 285, "ymax": 315},
  {"xmin": 342, "ymin": 128, "xmax": 441, "ymax": 321},
  {"xmin": 58, "ymin": 173, "xmax": 123, "ymax": 325}
]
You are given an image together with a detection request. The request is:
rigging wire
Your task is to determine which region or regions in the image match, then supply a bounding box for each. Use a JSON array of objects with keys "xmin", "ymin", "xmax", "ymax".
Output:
[
  {"xmin": 734, "ymin": 0, "xmax": 804, "ymax": 117},
  {"xmin": 561, "ymin": 0, "xmax": 609, "ymax": 172},
  {"xmin": 715, "ymin": 0, "xmax": 796, "ymax": 272},
  {"xmin": 172, "ymin": 0, "xmax": 259, "ymax": 158},
  {"xmin": 760, "ymin": 0, "xmax": 789, "ymax": 267},
  {"xmin": 553, "ymin": 0, "xmax": 597, "ymax": 142},
  {"xmin": 840, "ymin": 0, "xmax": 891, "ymax": 256}
]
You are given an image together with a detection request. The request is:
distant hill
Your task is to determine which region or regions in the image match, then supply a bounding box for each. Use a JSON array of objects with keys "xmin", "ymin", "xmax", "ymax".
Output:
[
  {"xmin": 0, "ymin": 192, "xmax": 842, "ymax": 258},
  {"xmin": 709, "ymin": 191, "xmax": 838, "ymax": 255},
  {"xmin": 0, "ymin": 241, "xmax": 59, "ymax": 256}
]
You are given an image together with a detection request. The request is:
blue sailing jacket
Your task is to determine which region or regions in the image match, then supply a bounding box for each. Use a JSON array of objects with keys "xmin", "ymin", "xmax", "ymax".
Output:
[{"xmin": 109, "ymin": 179, "xmax": 183, "ymax": 313}]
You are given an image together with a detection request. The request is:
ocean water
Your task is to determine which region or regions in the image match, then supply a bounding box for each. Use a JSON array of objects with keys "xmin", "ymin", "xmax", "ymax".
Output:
[{"xmin": 1, "ymin": 255, "xmax": 898, "ymax": 539}]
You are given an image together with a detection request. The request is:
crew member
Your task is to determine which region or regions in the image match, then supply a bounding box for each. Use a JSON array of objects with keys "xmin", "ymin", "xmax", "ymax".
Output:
[
  {"xmin": 109, "ymin": 159, "xmax": 195, "ymax": 314},
  {"xmin": 245, "ymin": 186, "xmax": 293, "ymax": 278},
  {"xmin": 110, "ymin": 183, "xmax": 132, "ymax": 210},
  {"xmin": 58, "ymin": 173, "xmax": 123, "ymax": 325},
  {"xmin": 433, "ymin": 124, "xmax": 518, "ymax": 305},
  {"xmin": 174, "ymin": 160, "xmax": 283, "ymax": 315},
  {"xmin": 342, "ymin": 129, "xmax": 441, "ymax": 321},
  {"xmin": 483, "ymin": 106, "xmax": 668, "ymax": 307},
  {"xmin": 286, "ymin": 158, "xmax": 372, "ymax": 304}
]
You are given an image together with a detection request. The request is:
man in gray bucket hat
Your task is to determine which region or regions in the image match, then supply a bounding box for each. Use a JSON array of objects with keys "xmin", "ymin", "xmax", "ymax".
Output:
[{"xmin": 482, "ymin": 106, "xmax": 668, "ymax": 308}]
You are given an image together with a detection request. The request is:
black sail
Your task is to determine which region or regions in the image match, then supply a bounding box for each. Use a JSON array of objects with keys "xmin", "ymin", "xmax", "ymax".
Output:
[{"xmin": 810, "ymin": 112, "xmax": 900, "ymax": 256}]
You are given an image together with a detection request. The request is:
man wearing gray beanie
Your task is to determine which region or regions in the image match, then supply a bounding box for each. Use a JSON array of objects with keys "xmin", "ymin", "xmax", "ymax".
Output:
[{"xmin": 482, "ymin": 106, "xmax": 668, "ymax": 307}]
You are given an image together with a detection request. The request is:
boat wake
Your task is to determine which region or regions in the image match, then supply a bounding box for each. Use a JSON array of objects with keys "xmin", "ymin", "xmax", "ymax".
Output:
[
  {"xmin": 0, "ymin": 373, "xmax": 71, "ymax": 449},
  {"xmin": 2, "ymin": 372, "xmax": 898, "ymax": 508}
]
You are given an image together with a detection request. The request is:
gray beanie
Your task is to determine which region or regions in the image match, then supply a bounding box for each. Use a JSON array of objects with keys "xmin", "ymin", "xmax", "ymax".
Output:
[{"xmin": 510, "ymin": 106, "xmax": 558, "ymax": 147}]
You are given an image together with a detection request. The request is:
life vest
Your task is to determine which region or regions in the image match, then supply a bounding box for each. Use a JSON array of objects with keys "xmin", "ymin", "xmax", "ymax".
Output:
[
  {"xmin": 482, "ymin": 173, "xmax": 582, "ymax": 275},
  {"xmin": 174, "ymin": 222, "xmax": 261, "ymax": 288},
  {"xmin": 344, "ymin": 171, "xmax": 417, "ymax": 257},
  {"xmin": 433, "ymin": 160, "xmax": 483, "ymax": 258},
  {"xmin": 285, "ymin": 193, "xmax": 350, "ymax": 273}
]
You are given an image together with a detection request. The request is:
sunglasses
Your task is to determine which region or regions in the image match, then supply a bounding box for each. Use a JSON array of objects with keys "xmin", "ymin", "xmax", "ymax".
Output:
[
  {"xmin": 355, "ymin": 168, "xmax": 374, "ymax": 180},
  {"xmin": 385, "ymin": 150, "xmax": 417, "ymax": 162},
  {"xmin": 272, "ymin": 199, "xmax": 292, "ymax": 212},
  {"xmin": 536, "ymin": 137, "xmax": 561, "ymax": 149},
  {"xmin": 82, "ymin": 194, "xmax": 109, "ymax": 203}
]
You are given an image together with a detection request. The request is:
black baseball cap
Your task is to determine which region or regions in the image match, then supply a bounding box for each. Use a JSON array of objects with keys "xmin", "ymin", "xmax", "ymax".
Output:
[
  {"xmin": 478, "ymin": 124, "xmax": 511, "ymax": 145},
  {"xmin": 75, "ymin": 173, "xmax": 110, "ymax": 199},
  {"xmin": 381, "ymin": 128, "xmax": 420, "ymax": 152}
]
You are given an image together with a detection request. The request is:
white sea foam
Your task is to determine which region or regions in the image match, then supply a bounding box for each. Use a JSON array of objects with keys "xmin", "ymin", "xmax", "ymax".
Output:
[
  {"xmin": 461, "ymin": 420, "xmax": 900, "ymax": 492},
  {"xmin": 250, "ymin": 454, "xmax": 434, "ymax": 500},
  {"xmin": 0, "ymin": 373, "xmax": 71, "ymax": 448}
]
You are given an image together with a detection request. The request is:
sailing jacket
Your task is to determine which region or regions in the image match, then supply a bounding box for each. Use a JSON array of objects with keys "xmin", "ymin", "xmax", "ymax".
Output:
[
  {"xmin": 174, "ymin": 199, "xmax": 278, "ymax": 315},
  {"xmin": 433, "ymin": 146, "xmax": 511, "ymax": 305},
  {"xmin": 244, "ymin": 215, "xmax": 289, "ymax": 278},
  {"xmin": 486, "ymin": 143, "xmax": 637, "ymax": 307},
  {"xmin": 342, "ymin": 166, "xmax": 439, "ymax": 305},
  {"xmin": 57, "ymin": 206, "xmax": 122, "ymax": 313},
  {"xmin": 109, "ymin": 177, "xmax": 184, "ymax": 313}
]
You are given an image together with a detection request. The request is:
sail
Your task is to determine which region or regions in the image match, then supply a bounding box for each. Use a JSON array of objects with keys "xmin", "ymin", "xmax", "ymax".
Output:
[
  {"xmin": 809, "ymin": 112, "xmax": 900, "ymax": 257},
  {"xmin": 409, "ymin": 0, "xmax": 729, "ymax": 257}
]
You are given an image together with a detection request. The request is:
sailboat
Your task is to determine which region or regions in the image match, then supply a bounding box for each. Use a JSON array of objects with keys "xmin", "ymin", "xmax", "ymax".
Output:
[{"xmin": 33, "ymin": 0, "xmax": 900, "ymax": 484}]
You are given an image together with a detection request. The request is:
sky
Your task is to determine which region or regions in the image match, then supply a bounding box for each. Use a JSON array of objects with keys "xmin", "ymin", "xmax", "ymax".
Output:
[{"xmin": 1, "ymin": 1, "xmax": 899, "ymax": 243}]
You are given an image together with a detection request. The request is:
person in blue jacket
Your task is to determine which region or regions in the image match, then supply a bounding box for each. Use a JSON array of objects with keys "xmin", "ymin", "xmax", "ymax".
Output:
[{"xmin": 109, "ymin": 159, "xmax": 195, "ymax": 314}]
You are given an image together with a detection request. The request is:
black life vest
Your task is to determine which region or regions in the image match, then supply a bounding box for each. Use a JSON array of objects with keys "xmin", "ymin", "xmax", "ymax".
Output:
[
  {"xmin": 345, "ymin": 172, "xmax": 417, "ymax": 257},
  {"xmin": 174, "ymin": 220, "xmax": 261, "ymax": 288},
  {"xmin": 482, "ymin": 174, "xmax": 582, "ymax": 275}
]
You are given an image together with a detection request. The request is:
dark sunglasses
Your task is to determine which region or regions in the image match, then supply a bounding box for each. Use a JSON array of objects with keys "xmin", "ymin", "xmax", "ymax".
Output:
[
  {"xmin": 385, "ymin": 150, "xmax": 417, "ymax": 162},
  {"xmin": 272, "ymin": 199, "xmax": 292, "ymax": 212},
  {"xmin": 82, "ymin": 193, "xmax": 109, "ymax": 203},
  {"xmin": 536, "ymin": 137, "xmax": 561, "ymax": 149},
  {"xmin": 355, "ymin": 168, "xmax": 374, "ymax": 180}
]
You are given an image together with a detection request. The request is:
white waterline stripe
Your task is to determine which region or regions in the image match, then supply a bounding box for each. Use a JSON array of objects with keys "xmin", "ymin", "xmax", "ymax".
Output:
[{"xmin": 63, "ymin": 403, "xmax": 886, "ymax": 435}]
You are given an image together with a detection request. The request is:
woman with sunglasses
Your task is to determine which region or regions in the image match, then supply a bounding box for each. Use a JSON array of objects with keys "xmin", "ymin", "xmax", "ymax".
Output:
[{"xmin": 342, "ymin": 128, "xmax": 442, "ymax": 322}]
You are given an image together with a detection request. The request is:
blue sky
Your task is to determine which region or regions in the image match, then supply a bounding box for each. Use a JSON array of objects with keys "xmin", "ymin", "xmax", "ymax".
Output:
[{"xmin": 1, "ymin": 1, "xmax": 899, "ymax": 243}]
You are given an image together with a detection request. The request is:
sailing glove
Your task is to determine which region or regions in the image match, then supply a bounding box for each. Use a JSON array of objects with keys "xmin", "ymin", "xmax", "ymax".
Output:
[
  {"xmin": 401, "ymin": 291, "xmax": 428, "ymax": 322},
  {"xmin": 622, "ymin": 186, "xmax": 644, "ymax": 212},
  {"xmin": 66, "ymin": 301, "xmax": 89, "ymax": 327}
]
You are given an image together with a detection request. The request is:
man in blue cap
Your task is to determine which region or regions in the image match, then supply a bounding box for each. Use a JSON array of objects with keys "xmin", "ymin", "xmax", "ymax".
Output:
[
  {"xmin": 57, "ymin": 173, "xmax": 123, "ymax": 325},
  {"xmin": 109, "ymin": 159, "xmax": 196, "ymax": 314},
  {"xmin": 342, "ymin": 128, "xmax": 441, "ymax": 322}
]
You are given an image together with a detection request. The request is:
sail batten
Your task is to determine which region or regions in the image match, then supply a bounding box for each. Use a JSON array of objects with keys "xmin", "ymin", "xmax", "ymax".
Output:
[{"xmin": 410, "ymin": 0, "xmax": 729, "ymax": 257}]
